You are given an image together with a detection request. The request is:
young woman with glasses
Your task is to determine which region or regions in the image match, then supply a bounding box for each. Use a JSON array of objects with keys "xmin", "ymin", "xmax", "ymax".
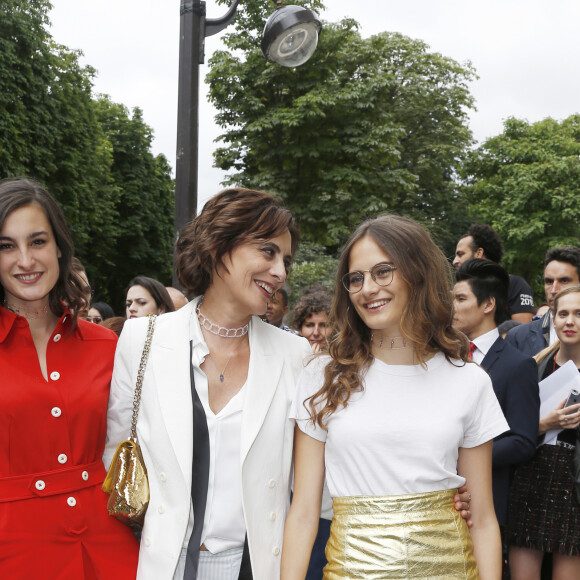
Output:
[
  {"xmin": 282, "ymin": 214, "xmax": 508, "ymax": 579},
  {"xmin": 105, "ymin": 188, "xmax": 312, "ymax": 580},
  {"xmin": 87, "ymin": 301, "xmax": 115, "ymax": 324}
]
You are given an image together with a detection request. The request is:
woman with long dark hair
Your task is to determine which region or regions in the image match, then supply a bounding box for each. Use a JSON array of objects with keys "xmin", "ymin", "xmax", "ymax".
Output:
[
  {"xmin": 125, "ymin": 275, "xmax": 175, "ymax": 318},
  {"xmin": 282, "ymin": 215, "xmax": 507, "ymax": 579},
  {"xmin": 0, "ymin": 177, "xmax": 138, "ymax": 577}
]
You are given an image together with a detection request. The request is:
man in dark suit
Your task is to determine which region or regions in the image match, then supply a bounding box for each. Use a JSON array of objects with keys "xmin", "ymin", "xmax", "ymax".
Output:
[
  {"xmin": 453, "ymin": 258, "xmax": 540, "ymax": 527},
  {"xmin": 506, "ymin": 246, "xmax": 580, "ymax": 357}
]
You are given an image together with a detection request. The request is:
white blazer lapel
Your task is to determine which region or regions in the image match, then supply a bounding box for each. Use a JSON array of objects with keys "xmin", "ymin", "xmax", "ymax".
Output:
[
  {"xmin": 150, "ymin": 306, "xmax": 195, "ymax": 487},
  {"xmin": 240, "ymin": 319, "xmax": 284, "ymax": 464}
]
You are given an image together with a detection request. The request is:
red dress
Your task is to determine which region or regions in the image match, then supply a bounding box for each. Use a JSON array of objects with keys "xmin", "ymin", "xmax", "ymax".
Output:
[{"xmin": 0, "ymin": 307, "xmax": 139, "ymax": 578}]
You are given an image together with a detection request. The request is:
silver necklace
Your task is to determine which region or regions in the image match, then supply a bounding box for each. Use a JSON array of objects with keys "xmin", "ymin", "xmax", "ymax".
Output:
[
  {"xmin": 204, "ymin": 337, "xmax": 247, "ymax": 382},
  {"xmin": 3, "ymin": 301, "xmax": 49, "ymax": 320},
  {"xmin": 371, "ymin": 333, "xmax": 408, "ymax": 350},
  {"xmin": 196, "ymin": 302, "xmax": 249, "ymax": 338}
]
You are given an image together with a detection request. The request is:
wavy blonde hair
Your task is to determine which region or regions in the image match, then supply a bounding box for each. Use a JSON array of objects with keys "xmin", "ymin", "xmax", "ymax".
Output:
[{"xmin": 307, "ymin": 215, "xmax": 470, "ymax": 429}]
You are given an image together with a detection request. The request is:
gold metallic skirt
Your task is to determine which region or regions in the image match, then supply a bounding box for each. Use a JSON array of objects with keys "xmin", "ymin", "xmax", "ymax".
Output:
[{"xmin": 324, "ymin": 489, "xmax": 478, "ymax": 579}]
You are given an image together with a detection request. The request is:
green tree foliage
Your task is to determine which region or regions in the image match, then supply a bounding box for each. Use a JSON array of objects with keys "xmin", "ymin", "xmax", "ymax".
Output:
[
  {"xmin": 0, "ymin": 0, "xmax": 174, "ymax": 308},
  {"xmin": 208, "ymin": 0, "xmax": 475, "ymax": 258},
  {"xmin": 0, "ymin": 0, "xmax": 116, "ymax": 259},
  {"xmin": 94, "ymin": 97, "xmax": 174, "ymax": 310},
  {"xmin": 464, "ymin": 116, "xmax": 580, "ymax": 296},
  {"xmin": 287, "ymin": 241, "xmax": 337, "ymax": 307}
]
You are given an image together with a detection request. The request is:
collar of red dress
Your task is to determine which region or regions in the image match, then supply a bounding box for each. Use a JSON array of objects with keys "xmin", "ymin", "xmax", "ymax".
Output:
[{"xmin": 0, "ymin": 305, "xmax": 80, "ymax": 343}]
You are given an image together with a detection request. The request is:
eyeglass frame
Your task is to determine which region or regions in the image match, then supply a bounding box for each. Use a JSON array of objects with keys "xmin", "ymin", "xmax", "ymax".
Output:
[{"xmin": 341, "ymin": 263, "xmax": 398, "ymax": 293}]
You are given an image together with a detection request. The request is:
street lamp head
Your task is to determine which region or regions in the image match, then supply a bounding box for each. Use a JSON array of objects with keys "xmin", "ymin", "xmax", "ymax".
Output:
[{"xmin": 261, "ymin": 4, "xmax": 322, "ymax": 67}]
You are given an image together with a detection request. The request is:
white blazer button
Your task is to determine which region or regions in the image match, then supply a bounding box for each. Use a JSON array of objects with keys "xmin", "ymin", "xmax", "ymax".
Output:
[
  {"xmin": 157, "ymin": 505, "xmax": 165, "ymax": 514},
  {"xmin": 35, "ymin": 480, "xmax": 46, "ymax": 491},
  {"xmin": 81, "ymin": 471, "xmax": 89, "ymax": 481},
  {"xmin": 268, "ymin": 479, "xmax": 276, "ymax": 488},
  {"xmin": 67, "ymin": 497, "xmax": 76, "ymax": 507},
  {"xmin": 58, "ymin": 454, "xmax": 68, "ymax": 464},
  {"xmin": 269, "ymin": 512, "xmax": 276, "ymax": 521},
  {"xmin": 159, "ymin": 472, "xmax": 167, "ymax": 482},
  {"xmin": 273, "ymin": 546, "xmax": 280, "ymax": 556},
  {"xmin": 144, "ymin": 537, "xmax": 152, "ymax": 547},
  {"xmin": 53, "ymin": 334, "xmax": 62, "ymax": 342},
  {"xmin": 51, "ymin": 407, "xmax": 62, "ymax": 417},
  {"xmin": 50, "ymin": 371, "xmax": 60, "ymax": 381}
]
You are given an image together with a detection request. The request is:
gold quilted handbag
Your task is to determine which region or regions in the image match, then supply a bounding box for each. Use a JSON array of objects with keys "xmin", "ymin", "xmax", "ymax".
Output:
[{"xmin": 102, "ymin": 315, "xmax": 156, "ymax": 529}]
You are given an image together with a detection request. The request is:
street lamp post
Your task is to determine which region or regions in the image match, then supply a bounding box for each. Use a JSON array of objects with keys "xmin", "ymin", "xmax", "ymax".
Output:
[
  {"xmin": 174, "ymin": 0, "xmax": 240, "ymax": 238},
  {"xmin": 174, "ymin": 0, "xmax": 321, "ymax": 241}
]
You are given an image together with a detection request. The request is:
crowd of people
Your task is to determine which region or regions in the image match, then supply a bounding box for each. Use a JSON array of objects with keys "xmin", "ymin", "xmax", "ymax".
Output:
[{"xmin": 1, "ymin": 175, "xmax": 579, "ymax": 580}]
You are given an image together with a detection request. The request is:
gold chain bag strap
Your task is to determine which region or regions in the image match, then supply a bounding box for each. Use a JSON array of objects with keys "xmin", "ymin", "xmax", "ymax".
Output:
[{"xmin": 102, "ymin": 314, "xmax": 156, "ymax": 529}]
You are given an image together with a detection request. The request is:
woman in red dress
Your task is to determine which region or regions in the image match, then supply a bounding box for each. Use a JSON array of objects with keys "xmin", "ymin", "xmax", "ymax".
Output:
[{"xmin": 0, "ymin": 178, "xmax": 138, "ymax": 578}]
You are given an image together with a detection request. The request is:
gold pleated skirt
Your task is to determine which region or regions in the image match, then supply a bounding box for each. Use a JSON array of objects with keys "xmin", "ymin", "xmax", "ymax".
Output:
[{"xmin": 324, "ymin": 489, "xmax": 478, "ymax": 579}]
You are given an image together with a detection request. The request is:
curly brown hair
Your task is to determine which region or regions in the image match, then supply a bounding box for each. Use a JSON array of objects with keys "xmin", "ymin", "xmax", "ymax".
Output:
[
  {"xmin": 308, "ymin": 214, "xmax": 470, "ymax": 429},
  {"xmin": 175, "ymin": 188, "xmax": 299, "ymax": 296},
  {"xmin": 292, "ymin": 286, "xmax": 333, "ymax": 332},
  {"xmin": 0, "ymin": 177, "xmax": 86, "ymax": 326}
]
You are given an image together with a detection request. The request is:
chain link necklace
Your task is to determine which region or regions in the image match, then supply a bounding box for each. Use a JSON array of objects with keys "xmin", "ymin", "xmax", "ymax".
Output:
[{"xmin": 196, "ymin": 300, "xmax": 249, "ymax": 338}]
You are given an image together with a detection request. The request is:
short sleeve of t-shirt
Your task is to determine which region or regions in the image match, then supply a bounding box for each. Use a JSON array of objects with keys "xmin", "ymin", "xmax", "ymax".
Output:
[
  {"xmin": 290, "ymin": 356, "xmax": 329, "ymax": 443},
  {"xmin": 508, "ymin": 275, "xmax": 535, "ymax": 315},
  {"xmin": 290, "ymin": 352, "xmax": 509, "ymax": 497}
]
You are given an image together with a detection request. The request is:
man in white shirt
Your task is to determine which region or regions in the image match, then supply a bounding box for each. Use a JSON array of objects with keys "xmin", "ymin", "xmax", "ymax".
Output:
[{"xmin": 453, "ymin": 258, "xmax": 539, "ymax": 527}]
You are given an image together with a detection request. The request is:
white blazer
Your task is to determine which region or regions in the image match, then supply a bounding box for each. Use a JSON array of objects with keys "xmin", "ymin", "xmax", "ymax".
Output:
[{"xmin": 104, "ymin": 299, "xmax": 311, "ymax": 580}]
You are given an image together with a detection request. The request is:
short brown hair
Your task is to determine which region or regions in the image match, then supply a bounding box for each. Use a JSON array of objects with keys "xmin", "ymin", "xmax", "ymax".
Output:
[
  {"xmin": 175, "ymin": 188, "xmax": 299, "ymax": 296},
  {"xmin": 292, "ymin": 286, "xmax": 333, "ymax": 331}
]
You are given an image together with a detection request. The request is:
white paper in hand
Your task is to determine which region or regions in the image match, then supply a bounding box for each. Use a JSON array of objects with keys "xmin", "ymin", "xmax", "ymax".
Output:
[{"xmin": 539, "ymin": 359, "xmax": 580, "ymax": 445}]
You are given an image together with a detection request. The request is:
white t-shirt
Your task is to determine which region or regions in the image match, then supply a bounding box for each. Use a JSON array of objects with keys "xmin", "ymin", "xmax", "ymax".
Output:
[{"xmin": 291, "ymin": 352, "xmax": 509, "ymax": 498}]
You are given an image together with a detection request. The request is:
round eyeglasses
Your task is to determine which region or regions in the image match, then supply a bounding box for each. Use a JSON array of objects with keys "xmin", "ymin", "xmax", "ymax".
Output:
[{"xmin": 342, "ymin": 263, "xmax": 397, "ymax": 293}]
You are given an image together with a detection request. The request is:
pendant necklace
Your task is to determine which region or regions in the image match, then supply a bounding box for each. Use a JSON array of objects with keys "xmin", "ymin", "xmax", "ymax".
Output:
[
  {"xmin": 371, "ymin": 333, "xmax": 408, "ymax": 350},
  {"xmin": 3, "ymin": 301, "xmax": 49, "ymax": 320},
  {"xmin": 205, "ymin": 336, "xmax": 247, "ymax": 382}
]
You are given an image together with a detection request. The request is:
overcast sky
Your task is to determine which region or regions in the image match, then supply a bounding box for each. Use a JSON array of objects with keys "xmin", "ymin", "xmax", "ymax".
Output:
[{"xmin": 49, "ymin": 1, "xmax": 580, "ymax": 209}]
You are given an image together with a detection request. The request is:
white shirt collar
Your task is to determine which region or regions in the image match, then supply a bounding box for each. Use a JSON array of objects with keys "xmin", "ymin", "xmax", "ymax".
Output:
[
  {"xmin": 471, "ymin": 327, "xmax": 500, "ymax": 363},
  {"xmin": 548, "ymin": 311, "xmax": 558, "ymax": 345}
]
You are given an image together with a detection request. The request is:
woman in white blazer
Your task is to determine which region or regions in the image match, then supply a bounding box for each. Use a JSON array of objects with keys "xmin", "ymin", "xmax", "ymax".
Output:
[{"xmin": 105, "ymin": 188, "xmax": 311, "ymax": 580}]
